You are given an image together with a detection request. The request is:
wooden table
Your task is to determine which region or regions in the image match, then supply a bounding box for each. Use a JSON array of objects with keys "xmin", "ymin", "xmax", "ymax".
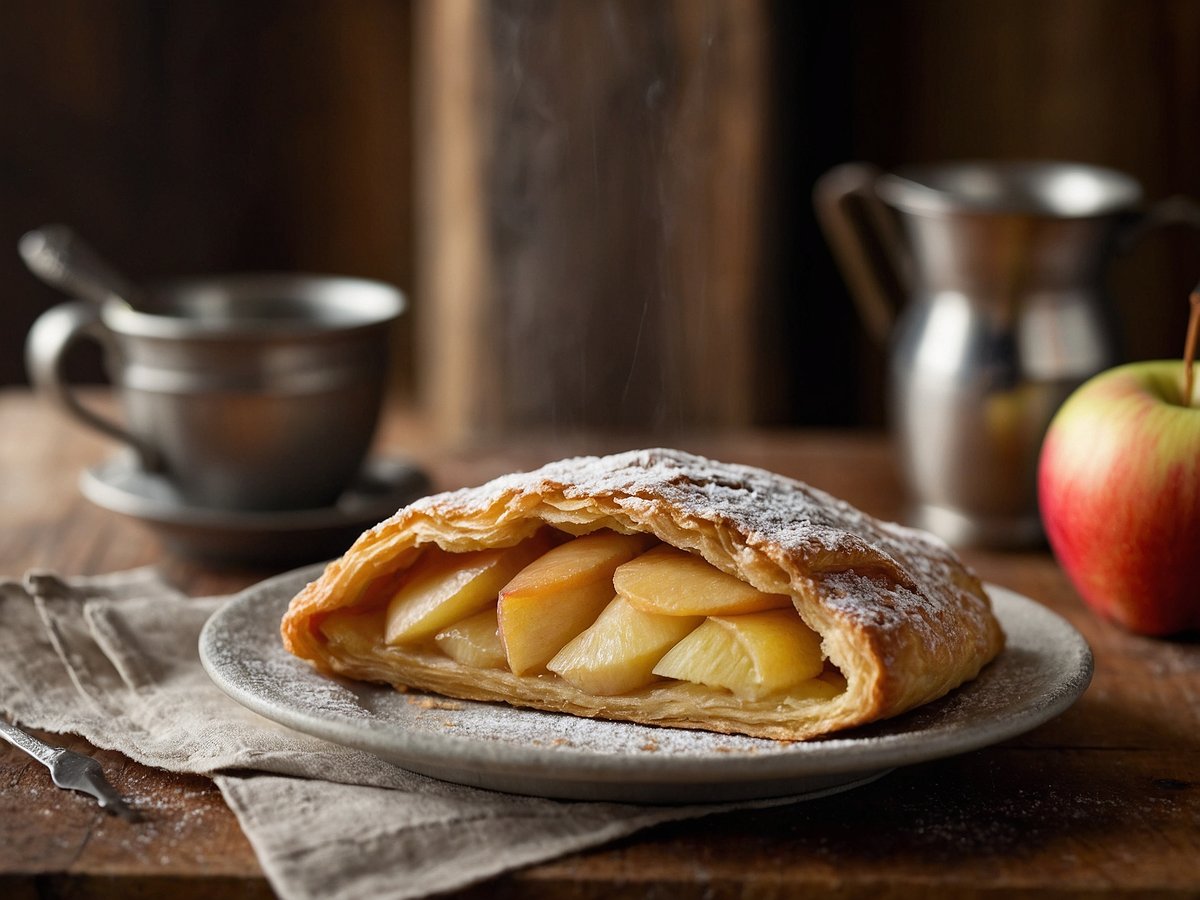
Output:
[{"xmin": 1, "ymin": 387, "xmax": 1197, "ymax": 899}]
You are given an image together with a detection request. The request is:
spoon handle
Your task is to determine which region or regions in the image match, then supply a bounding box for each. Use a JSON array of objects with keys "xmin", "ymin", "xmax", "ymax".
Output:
[{"xmin": 19, "ymin": 224, "xmax": 144, "ymax": 309}]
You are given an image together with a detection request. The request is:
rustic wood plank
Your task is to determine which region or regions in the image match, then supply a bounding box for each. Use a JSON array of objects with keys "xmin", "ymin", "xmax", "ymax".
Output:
[
  {"xmin": 415, "ymin": 0, "xmax": 772, "ymax": 439},
  {"xmin": 0, "ymin": 732, "xmax": 266, "ymax": 886},
  {"xmin": 475, "ymin": 749, "xmax": 1199, "ymax": 899},
  {"xmin": 413, "ymin": 0, "xmax": 495, "ymax": 445},
  {"xmin": 490, "ymin": 771, "xmax": 1195, "ymax": 896}
]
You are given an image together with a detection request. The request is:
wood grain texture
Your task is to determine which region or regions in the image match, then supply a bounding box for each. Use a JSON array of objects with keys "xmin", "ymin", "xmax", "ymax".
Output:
[
  {"xmin": 1, "ymin": 388, "xmax": 1198, "ymax": 897},
  {"xmin": 6, "ymin": 0, "xmax": 1200, "ymax": 435},
  {"xmin": 0, "ymin": 0, "xmax": 415, "ymax": 393},
  {"xmin": 414, "ymin": 0, "xmax": 495, "ymax": 445},
  {"xmin": 416, "ymin": 0, "xmax": 772, "ymax": 438}
]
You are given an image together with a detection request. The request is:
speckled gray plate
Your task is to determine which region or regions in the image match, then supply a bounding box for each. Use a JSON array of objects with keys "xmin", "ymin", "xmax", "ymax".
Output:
[{"xmin": 199, "ymin": 566, "xmax": 1092, "ymax": 803}]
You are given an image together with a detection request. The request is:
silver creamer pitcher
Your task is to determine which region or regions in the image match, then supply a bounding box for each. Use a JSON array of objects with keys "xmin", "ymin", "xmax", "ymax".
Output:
[{"xmin": 815, "ymin": 160, "xmax": 1199, "ymax": 548}]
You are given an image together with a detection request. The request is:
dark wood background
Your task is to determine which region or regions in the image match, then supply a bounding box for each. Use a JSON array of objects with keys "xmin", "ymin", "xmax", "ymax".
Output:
[{"xmin": 2, "ymin": 0, "xmax": 1197, "ymax": 431}]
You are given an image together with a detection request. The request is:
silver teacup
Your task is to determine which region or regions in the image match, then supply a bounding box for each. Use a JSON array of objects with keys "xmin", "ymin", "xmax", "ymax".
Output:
[{"xmin": 26, "ymin": 273, "xmax": 406, "ymax": 511}]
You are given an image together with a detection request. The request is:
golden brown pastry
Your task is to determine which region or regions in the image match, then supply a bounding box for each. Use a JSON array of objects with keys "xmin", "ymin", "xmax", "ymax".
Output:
[{"xmin": 281, "ymin": 449, "xmax": 1004, "ymax": 741}]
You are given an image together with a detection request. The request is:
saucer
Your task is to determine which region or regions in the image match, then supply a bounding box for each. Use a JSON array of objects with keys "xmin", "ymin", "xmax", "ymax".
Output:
[{"xmin": 80, "ymin": 454, "xmax": 431, "ymax": 565}]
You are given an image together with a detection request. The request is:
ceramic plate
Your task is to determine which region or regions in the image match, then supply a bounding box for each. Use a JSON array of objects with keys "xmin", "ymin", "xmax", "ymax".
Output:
[
  {"xmin": 200, "ymin": 567, "xmax": 1092, "ymax": 803},
  {"xmin": 81, "ymin": 455, "xmax": 429, "ymax": 564}
]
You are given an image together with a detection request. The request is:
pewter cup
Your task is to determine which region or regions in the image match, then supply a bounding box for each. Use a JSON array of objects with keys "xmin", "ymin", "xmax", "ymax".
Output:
[
  {"xmin": 816, "ymin": 161, "xmax": 1200, "ymax": 548},
  {"xmin": 26, "ymin": 273, "xmax": 406, "ymax": 511}
]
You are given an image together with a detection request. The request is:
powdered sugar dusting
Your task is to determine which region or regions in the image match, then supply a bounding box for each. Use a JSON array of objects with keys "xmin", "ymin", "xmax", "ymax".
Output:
[
  {"xmin": 353, "ymin": 684, "xmax": 775, "ymax": 757},
  {"xmin": 412, "ymin": 449, "xmax": 883, "ymax": 563},
  {"xmin": 204, "ymin": 583, "xmax": 372, "ymax": 721},
  {"xmin": 392, "ymin": 448, "xmax": 993, "ymax": 652}
]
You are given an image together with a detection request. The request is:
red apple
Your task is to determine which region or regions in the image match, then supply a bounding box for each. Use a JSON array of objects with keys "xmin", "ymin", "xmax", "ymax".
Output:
[{"xmin": 1038, "ymin": 359, "xmax": 1200, "ymax": 636}]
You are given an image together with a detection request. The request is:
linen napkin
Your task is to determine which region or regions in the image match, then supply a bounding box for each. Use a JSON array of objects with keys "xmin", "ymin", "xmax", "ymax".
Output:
[{"xmin": 0, "ymin": 568, "xmax": 794, "ymax": 899}]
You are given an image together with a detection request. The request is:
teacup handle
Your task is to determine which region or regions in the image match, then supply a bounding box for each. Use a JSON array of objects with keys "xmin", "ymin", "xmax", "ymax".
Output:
[
  {"xmin": 25, "ymin": 301, "xmax": 161, "ymax": 471},
  {"xmin": 813, "ymin": 162, "xmax": 911, "ymax": 345}
]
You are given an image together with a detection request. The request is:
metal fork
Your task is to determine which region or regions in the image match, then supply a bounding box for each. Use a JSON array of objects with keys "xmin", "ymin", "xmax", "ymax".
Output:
[{"xmin": 0, "ymin": 718, "xmax": 138, "ymax": 820}]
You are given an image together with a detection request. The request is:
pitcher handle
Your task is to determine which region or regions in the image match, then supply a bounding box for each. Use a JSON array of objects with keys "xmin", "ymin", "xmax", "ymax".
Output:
[
  {"xmin": 25, "ymin": 301, "xmax": 161, "ymax": 470},
  {"xmin": 813, "ymin": 163, "xmax": 911, "ymax": 345},
  {"xmin": 1118, "ymin": 195, "xmax": 1200, "ymax": 251}
]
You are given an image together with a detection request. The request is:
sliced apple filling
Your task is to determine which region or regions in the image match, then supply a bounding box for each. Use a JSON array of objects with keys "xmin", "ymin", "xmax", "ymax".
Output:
[
  {"xmin": 652, "ymin": 611, "xmax": 823, "ymax": 701},
  {"xmin": 434, "ymin": 607, "xmax": 506, "ymax": 669},
  {"xmin": 546, "ymin": 596, "xmax": 703, "ymax": 695},
  {"xmin": 317, "ymin": 529, "xmax": 845, "ymax": 707}
]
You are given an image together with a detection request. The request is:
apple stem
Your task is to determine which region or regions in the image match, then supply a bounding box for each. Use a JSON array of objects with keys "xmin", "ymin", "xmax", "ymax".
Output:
[{"xmin": 1186, "ymin": 281, "xmax": 1200, "ymax": 407}]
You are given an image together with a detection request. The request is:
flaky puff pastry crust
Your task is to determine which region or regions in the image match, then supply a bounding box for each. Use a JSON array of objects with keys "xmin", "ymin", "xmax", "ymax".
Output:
[{"xmin": 281, "ymin": 449, "xmax": 1004, "ymax": 741}]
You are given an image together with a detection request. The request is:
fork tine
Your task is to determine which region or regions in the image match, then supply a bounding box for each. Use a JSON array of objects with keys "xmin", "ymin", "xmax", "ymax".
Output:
[
  {"xmin": 2, "ymin": 720, "xmax": 138, "ymax": 821},
  {"xmin": 49, "ymin": 748, "xmax": 140, "ymax": 821}
]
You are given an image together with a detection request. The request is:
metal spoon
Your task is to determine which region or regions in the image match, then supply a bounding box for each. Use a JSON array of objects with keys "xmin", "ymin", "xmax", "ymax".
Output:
[{"xmin": 18, "ymin": 224, "xmax": 147, "ymax": 310}]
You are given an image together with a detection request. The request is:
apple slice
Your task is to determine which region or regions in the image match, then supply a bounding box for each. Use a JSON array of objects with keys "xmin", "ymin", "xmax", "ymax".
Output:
[
  {"xmin": 613, "ymin": 544, "xmax": 792, "ymax": 616},
  {"xmin": 652, "ymin": 609, "xmax": 824, "ymax": 700},
  {"xmin": 435, "ymin": 607, "xmax": 507, "ymax": 669},
  {"xmin": 546, "ymin": 596, "xmax": 702, "ymax": 695},
  {"xmin": 384, "ymin": 532, "xmax": 554, "ymax": 645},
  {"xmin": 318, "ymin": 607, "xmax": 386, "ymax": 656},
  {"xmin": 498, "ymin": 531, "xmax": 651, "ymax": 675}
]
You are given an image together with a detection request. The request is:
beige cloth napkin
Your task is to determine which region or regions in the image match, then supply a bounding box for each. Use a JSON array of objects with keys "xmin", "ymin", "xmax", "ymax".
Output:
[{"xmin": 0, "ymin": 569, "xmax": 792, "ymax": 899}]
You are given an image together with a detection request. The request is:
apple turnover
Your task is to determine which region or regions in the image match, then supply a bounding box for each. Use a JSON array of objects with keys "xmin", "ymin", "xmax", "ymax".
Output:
[{"xmin": 281, "ymin": 449, "xmax": 1004, "ymax": 741}]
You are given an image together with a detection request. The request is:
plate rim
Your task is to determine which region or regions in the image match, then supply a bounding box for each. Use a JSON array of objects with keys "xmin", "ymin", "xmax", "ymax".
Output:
[{"xmin": 199, "ymin": 566, "xmax": 1094, "ymax": 790}]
